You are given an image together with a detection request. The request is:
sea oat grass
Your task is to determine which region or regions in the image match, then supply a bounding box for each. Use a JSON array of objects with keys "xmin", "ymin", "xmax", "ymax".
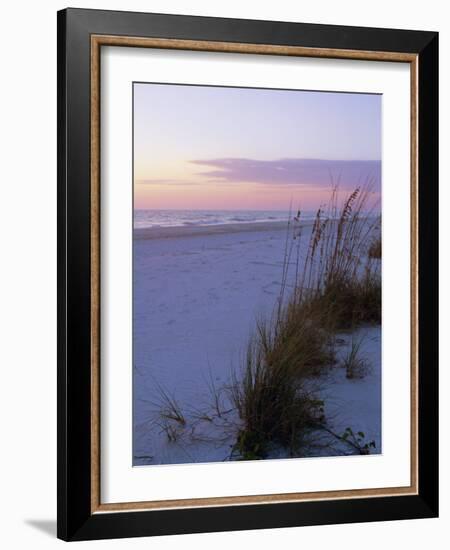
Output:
[
  {"xmin": 232, "ymin": 184, "xmax": 381, "ymax": 458},
  {"xmin": 343, "ymin": 336, "xmax": 370, "ymax": 379},
  {"xmin": 311, "ymin": 268, "xmax": 381, "ymax": 329},
  {"xmin": 230, "ymin": 303, "xmax": 333, "ymax": 458}
]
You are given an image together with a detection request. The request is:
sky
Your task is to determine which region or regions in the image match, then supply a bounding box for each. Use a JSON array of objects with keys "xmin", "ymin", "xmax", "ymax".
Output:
[{"xmin": 134, "ymin": 83, "xmax": 381, "ymax": 211}]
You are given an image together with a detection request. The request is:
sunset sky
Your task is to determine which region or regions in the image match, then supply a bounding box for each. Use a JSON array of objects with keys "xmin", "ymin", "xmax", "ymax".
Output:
[{"xmin": 134, "ymin": 83, "xmax": 381, "ymax": 211}]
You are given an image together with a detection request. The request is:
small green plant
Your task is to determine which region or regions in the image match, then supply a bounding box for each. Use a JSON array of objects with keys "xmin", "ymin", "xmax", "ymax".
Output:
[
  {"xmin": 341, "ymin": 427, "xmax": 376, "ymax": 454},
  {"xmin": 232, "ymin": 429, "xmax": 267, "ymax": 460}
]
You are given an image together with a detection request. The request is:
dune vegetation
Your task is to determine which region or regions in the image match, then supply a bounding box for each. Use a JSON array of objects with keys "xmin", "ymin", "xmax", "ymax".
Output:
[
  {"xmin": 151, "ymin": 186, "xmax": 382, "ymax": 461},
  {"xmin": 230, "ymin": 186, "xmax": 381, "ymax": 459}
]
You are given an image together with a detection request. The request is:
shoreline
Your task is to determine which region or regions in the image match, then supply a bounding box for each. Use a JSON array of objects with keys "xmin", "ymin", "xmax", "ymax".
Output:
[{"xmin": 134, "ymin": 220, "xmax": 314, "ymax": 241}]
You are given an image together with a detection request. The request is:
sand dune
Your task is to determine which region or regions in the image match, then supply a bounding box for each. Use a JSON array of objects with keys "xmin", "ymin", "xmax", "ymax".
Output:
[{"xmin": 133, "ymin": 222, "xmax": 381, "ymax": 466}]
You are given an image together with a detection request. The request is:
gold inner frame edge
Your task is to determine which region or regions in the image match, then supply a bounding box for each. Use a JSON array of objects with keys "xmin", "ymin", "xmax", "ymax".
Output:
[{"xmin": 90, "ymin": 34, "xmax": 419, "ymax": 514}]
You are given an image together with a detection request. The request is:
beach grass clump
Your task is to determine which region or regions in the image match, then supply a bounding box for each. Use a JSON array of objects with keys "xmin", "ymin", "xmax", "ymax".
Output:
[
  {"xmin": 230, "ymin": 301, "xmax": 333, "ymax": 458},
  {"xmin": 230, "ymin": 326, "xmax": 327, "ymax": 459},
  {"xmin": 312, "ymin": 263, "xmax": 381, "ymax": 328},
  {"xmin": 342, "ymin": 336, "xmax": 370, "ymax": 379},
  {"xmin": 289, "ymin": 186, "xmax": 381, "ymax": 330},
  {"xmin": 153, "ymin": 383, "xmax": 187, "ymax": 442},
  {"xmin": 232, "ymin": 184, "xmax": 381, "ymax": 459}
]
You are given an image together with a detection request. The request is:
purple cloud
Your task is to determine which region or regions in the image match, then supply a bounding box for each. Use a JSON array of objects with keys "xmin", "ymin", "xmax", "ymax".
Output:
[{"xmin": 190, "ymin": 158, "xmax": 381, "ymax": 190}]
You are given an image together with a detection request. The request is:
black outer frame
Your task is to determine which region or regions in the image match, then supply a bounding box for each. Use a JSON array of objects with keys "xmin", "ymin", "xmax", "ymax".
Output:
[{"xmin": 57, "ymin": 7, "xmax": 438, "ymax": 542}]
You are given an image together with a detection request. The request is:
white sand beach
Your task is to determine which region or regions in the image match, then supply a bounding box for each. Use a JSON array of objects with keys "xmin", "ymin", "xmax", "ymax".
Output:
[{"xmin": 133, "ymin": 220, "xmax": 381, "ymax": 466}]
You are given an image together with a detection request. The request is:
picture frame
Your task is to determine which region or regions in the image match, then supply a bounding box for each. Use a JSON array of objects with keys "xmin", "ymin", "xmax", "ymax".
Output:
[{"xmin": 57, "ymin": 7, "xmax": 438, "ymax": 541}]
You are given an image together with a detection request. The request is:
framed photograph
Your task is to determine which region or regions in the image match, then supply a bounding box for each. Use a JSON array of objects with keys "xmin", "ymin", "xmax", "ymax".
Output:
[{"xmin": 57, "ymin": 8, "xmax": 438, "ymax": 541}]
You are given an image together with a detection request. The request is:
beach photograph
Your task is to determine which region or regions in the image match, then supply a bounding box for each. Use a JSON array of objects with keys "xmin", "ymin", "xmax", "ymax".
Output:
[{"xmin": 132, "ymin": 82, "xmax": 382, "ymax": 466}]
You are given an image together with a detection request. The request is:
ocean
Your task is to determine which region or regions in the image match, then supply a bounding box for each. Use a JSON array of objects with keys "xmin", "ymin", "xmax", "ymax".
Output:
[{"xmin": 133, "ymin": 209, "xmax": 317, "ymax": 229}]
